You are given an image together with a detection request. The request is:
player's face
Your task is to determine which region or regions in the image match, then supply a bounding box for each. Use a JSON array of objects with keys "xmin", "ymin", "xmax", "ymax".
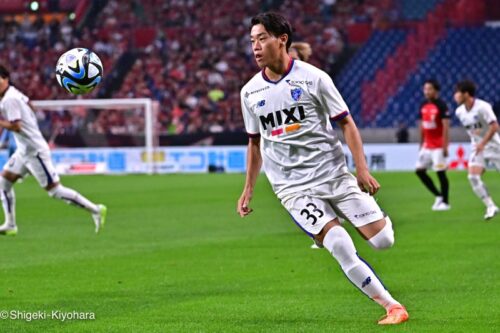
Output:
[
  {"xmin": 423, "ymin": 83, "xmax": 437, "ymax": 100},
  {"xmin": 454, "ymin": 91, "xmax": 465, "ymax": 105},
  {"xmin": 250, "ymin": 24, "xmax": 282, "ymax": 68},
  {"xmin": 0, "ymin": 76, "xmax": 8, "ymax": 92}
]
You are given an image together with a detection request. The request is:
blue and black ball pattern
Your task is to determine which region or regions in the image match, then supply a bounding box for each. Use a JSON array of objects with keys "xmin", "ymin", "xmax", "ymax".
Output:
[{"xmin": 56, "ymin": 49, "xmax": 103, "ymax": 95}]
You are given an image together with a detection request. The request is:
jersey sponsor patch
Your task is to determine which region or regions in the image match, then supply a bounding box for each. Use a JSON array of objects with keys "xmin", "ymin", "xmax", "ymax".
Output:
[{"xmin": 260, "ymin": 106, "xmax": 305, "ymax": 136}]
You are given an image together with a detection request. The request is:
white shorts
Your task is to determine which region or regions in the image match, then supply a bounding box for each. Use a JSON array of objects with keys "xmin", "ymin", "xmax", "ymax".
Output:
[
  {"xmin": 4, "ymin": 151, "xmax": 60, "ymax": 188},
  {"xmin": 416, "ymin": 148, "xmax": 447, "ymax": 171},
  {"xmin": 281, "ymin": 173, "xmax": 385, "ymax": 236},
  {"xmin": 469, "ymin": 147, "xmax": 500, "ymax": 170}
]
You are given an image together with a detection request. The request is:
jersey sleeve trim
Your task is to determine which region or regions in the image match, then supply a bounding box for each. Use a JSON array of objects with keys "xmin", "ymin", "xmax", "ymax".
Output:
[
  {"xmin": 9, "ymin": 119, "xmax": 21, "ymax": 123},
  {"xmin": 330, "ymin": 110, "xmax": 349, "ymax": 122}
]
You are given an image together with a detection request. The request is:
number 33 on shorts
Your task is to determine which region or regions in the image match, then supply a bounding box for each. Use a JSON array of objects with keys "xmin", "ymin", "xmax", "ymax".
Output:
[
  {"xmin": 282, "ymin": 195, "xmax": 337, "ymax": 235},
  {"xmin": 301, "ymin": 203, "xmax": 324, "ymax": 225}
]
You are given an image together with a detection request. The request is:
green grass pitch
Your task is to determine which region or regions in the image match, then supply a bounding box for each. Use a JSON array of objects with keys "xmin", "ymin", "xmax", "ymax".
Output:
[{"xmin": 0, "ymin": 171, "xmax": 499, "ymax": 332}]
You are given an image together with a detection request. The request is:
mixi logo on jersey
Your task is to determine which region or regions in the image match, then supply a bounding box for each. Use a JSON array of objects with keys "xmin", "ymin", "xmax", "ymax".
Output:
[{"xmin": 259, "ymin": 87, "xmax": 305, "ymax": 137}]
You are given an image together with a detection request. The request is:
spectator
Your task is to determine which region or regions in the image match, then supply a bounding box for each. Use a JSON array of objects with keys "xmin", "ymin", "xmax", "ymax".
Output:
[{"xmin": 395, "ymin": 122, "xmax": 409, "ymax": 143}]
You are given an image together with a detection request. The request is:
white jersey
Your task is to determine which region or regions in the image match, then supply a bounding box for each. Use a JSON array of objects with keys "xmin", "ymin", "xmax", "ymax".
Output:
[
  {"xmin": 241, "ymin": 59, "xmax": 349, "ymax": 199},
  {"xmin": 0, "ymin": 86, "xmax": 50, "ymax": 155},
  {"xmin": 455, "ymin": 98, "xmax": 500, "ymax": 149}
]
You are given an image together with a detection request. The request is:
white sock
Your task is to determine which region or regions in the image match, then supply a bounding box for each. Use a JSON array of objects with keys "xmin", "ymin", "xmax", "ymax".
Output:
[
  {"xmin": 0, "ymin": 178, "xmax": 16, "ymax": 226},
  {"xmin": 323, "ymin": 226, "xmax": 399, "ymax": 309},
  {"xmin": 48, "ymin": 185, "xmax": 99, "ymax": 214},
  {"xmin": 485, "ymin": 197, "xmax": 496, "ymax": 208},
  {"xmin": 468, "ymin": 174, "xmax": 495, "ymax": 207},
  {"xmin": 367, "ymin": 216, "xmax": 394, "ymax": 250}
]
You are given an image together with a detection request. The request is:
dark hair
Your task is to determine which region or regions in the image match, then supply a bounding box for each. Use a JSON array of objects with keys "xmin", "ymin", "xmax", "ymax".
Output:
[
  {"xmin": 424, "ymin": 79, "xmax": 440, "ymax": 91},
  {"xmin": 455, "ymin": 80, "xmax": 476, "ymax": 97},
  {"xmin": 251, "ymin": 12, "xmax": 293, "ymax": 51},
  {"xmin": 0, "ymin": 65, "xmax": 10, "ymax": 79}
]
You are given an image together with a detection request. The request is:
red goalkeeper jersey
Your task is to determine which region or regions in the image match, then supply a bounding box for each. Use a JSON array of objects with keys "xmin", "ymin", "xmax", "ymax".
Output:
[{"xmin": 419, "ymin": 98, "xmax": 450, "ymax": 149}]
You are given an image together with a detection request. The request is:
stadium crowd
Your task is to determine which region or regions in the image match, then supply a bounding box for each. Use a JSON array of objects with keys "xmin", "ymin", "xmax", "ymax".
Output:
[
  {"xmin": 110, "ymin": 0, "xmax": 397, "ymax": 134},
  {"xmin": 0, "ymin": 0, "xmax": 398, "ymax": 138}
]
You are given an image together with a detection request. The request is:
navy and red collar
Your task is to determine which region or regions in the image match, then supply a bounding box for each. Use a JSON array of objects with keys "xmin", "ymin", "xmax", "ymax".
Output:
[
  {"xmin": 261, "ymin": 58, "xmax": 294, "ymax": 85},
  {"xmin": 465, "ymin": 98, "xmax": 475, "ymax": 111}
]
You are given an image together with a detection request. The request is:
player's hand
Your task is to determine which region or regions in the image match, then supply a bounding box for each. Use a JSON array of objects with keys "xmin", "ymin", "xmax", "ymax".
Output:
[
  {"xmin": 356, "ymin": 169, "xmax": 380, "ymax": 195},
  {"xmin": 475, "ymin": 142, "xmax": 485, "ymax": 154},
  {"xmin": 443, "ymin": 146, "xmax": 449, "ymax": 158},
  {"xmin": 237, "ymin": 189, "xmax": 254, "ymax": 217}
]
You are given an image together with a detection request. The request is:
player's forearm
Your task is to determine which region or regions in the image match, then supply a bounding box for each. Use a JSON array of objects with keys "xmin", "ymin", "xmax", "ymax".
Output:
[
  {"xmin": 418, "ymin": 122, "xmax": 423, "ymax": 146},
  {"xmin": 244, "ymin": 138, "xmax": 262, "ymax": 192},
  {"xmin": 480, "ymin": 122, "xmax": 499, "ymax": 146},
  {"xmin": 0, "ymin": 120, "xmax": 20, "ymax": 132},
  {"xmin": 340, "ymin": 117, "xmax": 369, "ymax": 172}
]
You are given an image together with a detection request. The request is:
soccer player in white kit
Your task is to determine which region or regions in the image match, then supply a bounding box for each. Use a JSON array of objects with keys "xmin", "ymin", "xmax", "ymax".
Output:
[
  {"xmin": 0, "ymin": 65, "xmax": 107, "ymax": 235},
  {"xmin": 454, "ymin": 80, "xmax": 499, "ymax": 220},
  {"xmin": 237, "ymin": 13, "xmax": 408, "ymax": 325}
]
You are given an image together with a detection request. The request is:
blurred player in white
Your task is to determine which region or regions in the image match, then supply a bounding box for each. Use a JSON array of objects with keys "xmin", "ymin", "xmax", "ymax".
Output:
[
  {"xmin": 289, "ymin": 42, "xmax": 312, "ymax": 63},
  {"xmin": 454, "ymin": 80, "xmax": 499, "ymax": 220},
  {"xmin": 0, "ymin": 65, "xmax": 107, "ymax": 235},
  {"xmin": 238, "ymin": 13, "xmax": 408, "ymax": 325}
]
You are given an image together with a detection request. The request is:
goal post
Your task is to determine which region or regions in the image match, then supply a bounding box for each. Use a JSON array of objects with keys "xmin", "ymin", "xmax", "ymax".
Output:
[{"xmin": 31, "ymin": 98, "xmax": 157, "ymax": 174}]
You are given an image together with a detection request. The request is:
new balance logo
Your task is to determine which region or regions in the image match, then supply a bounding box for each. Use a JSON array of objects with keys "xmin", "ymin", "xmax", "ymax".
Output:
[{"xmin": 362, "ymin": 276, "xmax": 372, "ymax": 288}]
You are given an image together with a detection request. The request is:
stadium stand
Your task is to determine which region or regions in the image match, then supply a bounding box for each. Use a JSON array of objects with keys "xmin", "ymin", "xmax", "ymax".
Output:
[
  {"xmin": 336, "ymin": 29, "xmax": 407, "ymax": 124},
  {"xmin": 108, "ymin": 0, "xmax": 364, "ymax": 134},
  {"xmin": 0, "ymin": 0, "xmax": 498, "ymax": 139},
  {"xmin": 346, "ymin": 0, "xmax": 498, "ymax": 128},
  {"xmin": 400, "ymin": 0, "xmax": 442, "ymax": 20},
  {"xmin": 359, "ymin": 0, "xmax": 451, "ymax": 126},
  {"xmin": 378, "ymin": 26, "xmax": 500, "ymax": 127}
]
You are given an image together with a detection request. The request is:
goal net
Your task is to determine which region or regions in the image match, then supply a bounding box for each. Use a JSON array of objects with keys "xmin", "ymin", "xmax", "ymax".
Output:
[{"xmin": 29, "ymin": 98, "xmax": 158, "ymax": 175}]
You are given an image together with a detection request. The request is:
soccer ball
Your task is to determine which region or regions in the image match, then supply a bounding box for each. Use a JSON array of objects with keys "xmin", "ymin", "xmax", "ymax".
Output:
[{"xmin": 55, "ymin": 48, "xmax": 103, "ymax": 95}]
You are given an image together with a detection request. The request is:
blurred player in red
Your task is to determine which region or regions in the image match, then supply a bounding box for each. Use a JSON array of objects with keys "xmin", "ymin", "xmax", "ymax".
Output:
[{"xmin": 415, "ymin": 79, "xmax": 451, "ymax": 211}]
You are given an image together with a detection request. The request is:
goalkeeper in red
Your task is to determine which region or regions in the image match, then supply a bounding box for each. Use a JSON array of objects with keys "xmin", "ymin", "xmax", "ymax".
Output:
[{"xmin": 237, "ymin": 13, "xmax": 408, "ymax": 325}]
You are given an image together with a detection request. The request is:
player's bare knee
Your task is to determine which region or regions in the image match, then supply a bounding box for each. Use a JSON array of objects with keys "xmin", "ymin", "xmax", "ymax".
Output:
[
  {"xmin": 2, "ymin": 171, "xmax": 20, "ymax": 183},
  {"xmin": 367, "ymin": 216, "xmax": 394, "ymax": 250},
  {"xmin": 47, "ymin": 183, "xmax": 61, "ymax": 197},
  {"xmin": 45, "ymin": 182, "xmax": 60, "ymax": 194}
]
